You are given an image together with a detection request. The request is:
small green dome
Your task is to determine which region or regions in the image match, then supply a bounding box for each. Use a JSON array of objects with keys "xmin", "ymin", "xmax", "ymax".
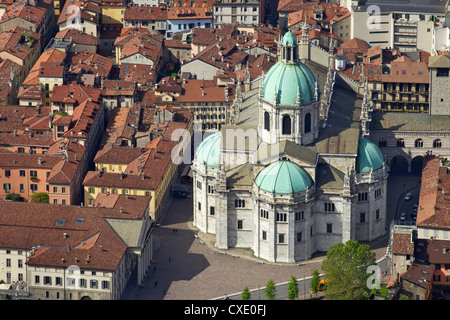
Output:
[
  {"xmin": 281, "ymin": 30, "xmax": 298, "ymax": 46},
  {"xmin": 195, "ymin": 132, "xmax": 221, "ymax": 168},
  {"xmin": 255, "ymin": 161, "xmax": 313, "ymax": 194},
  {"xmin": 261, "ymin": 60, "xmax": 315, "ymax": 105},
  {"xmin": 356, "ymin": 138, "xmax": 385, "ymax": 173}
]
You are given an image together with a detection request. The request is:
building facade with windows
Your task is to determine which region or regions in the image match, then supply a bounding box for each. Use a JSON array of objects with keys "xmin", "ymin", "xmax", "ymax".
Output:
[
  {"xmin": 0, "ymin": 199, "xmax": 154, "ymax": 300},
  {"xmin": 192, "ymin": 32, "xmax": 389, "ymax": 263}
]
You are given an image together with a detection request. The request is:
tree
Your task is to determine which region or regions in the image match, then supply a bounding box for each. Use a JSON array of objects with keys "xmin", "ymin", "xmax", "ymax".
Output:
[
  {"xmin": 6, "ymin": 193, "xmax": 22, "ymax": 202},
  {"xmin": 310, "ymin": 269, "xmax": 321, "ymax": 296},
  {"xmin": 241, "ymin": 287, "xmax": 251, "ymax": 300},
  {"xmin": 321, "ymin": 240, "xmax": 376, "ymax": 300},
  {"xmin": 264, "ymin": 279, "xmax": 276, "ymax": 300},
  {"xmin": 287, "ymin": 275, "xmax": 299, "ymax": 300},
  {"xmin": 29, "ymin": 192, "xmax": 49, "ymax": 203}
]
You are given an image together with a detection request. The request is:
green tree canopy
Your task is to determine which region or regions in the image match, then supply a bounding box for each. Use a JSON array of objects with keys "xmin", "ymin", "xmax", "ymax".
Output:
[
  {"xmin": 30, "ymin": 192, "xmax": 49, "ymax": 204},
  {"xmin": 287, "ymin": 275, "xmax": 299, "ymax": 300},
  {"xmin": 310, "ymin": 269, "xmax": 321, "ymax": 296},
  {"xmin": 241, "ymin": 287, "xmax": 251, "ymax": 300},
  {"xmin": 264, "ymin": 279, "xmax": 276, "ymax": 300},
  {"xmin": 321, "ymin": 240, "xmax": 376, "ymax": 300}
]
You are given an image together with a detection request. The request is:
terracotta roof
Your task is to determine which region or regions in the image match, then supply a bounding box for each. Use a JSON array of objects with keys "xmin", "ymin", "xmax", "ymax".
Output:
[
  {"xmin": 189, "ymin": 38, "xmax": 248, "ymax": 72},
  {"xmin": 102, "ymin": 80, "xmax": 136, "ymax": 96},
  {"xmin": 400, "ymin": 263, "xmax": 435, "ymax": 289},
  {"xmin": 46, "ymin": 140, "xmax": 86, "ymax": 184},
  {"xmin": 104, "ymin": 105, "xmax": 141, "ymax": 145},
  {"xmin": 417, "ymin": 156, "xmax": 450, "ymax": 229},
  {"xmin": 114, "ymin": 27, "xmax": 152, "ymax": 47},
  {"xmin": 391, "ymin": 231, "xmax": 414, "ymax": 255},
  {"xmin": 0, "ymin": 105, "xmax": 51, "ymax": 133},
  {"xmin": 57, "ymin": 0, "xmax": 100, "ymax": 24},
  {"xmin": 180, "ymin": 79, "xmax": 236, "ymax": 103},
  {"xmin": 0, "ymin": 0, "xmax": 50, "ymax": 26},
  {"xmin": 0, "ymin": 26, "xmax": 40, "ymax": 62},
  {"xmin": 119, "ymin": 63, "xmax": 155, "ymax": 85},
  {"xmin": 166, "ymin": 6, "xmax": 212, "ymax": 20},
  {"xmin": 17, "ymin": 85, "xmax": 41, "ymax": 100},
  {"xmin": 124, "ymin": 6, "xmax": 167, "ymax": 21},
  {"xmin": 55, "ymin": 28, "xmax": 98, "ymax": 46},
  {"xmin": 69, "ymin": 52, "xmax": 113, "ymax": 78},
  {"xmin": 93, "ymin": 193, "xmax": 151, "ymax": 217},
  {"xmin": 381, "ymin": 59, "xmax": 429, "ymax": 84},
  {"xmin": 191, "ymin": 24, "xmax": 238, "ymax": 46},
  {"xmin": 119, "ymin": 33, "xmax": 163, "ymax": 63},
  {"xmin": 0, "ymin": 131, "xmax": 53, "ymax": 148},
  {"xmin": 22, "ymin": 48, "xmax": 66, "ymax": 86},
  {"xmin": 84, "ymin": 108, "xmax": 192, "ymax": 191},
  {"xmin": 0, "ymin": 200, "xmax": 145, "ymax": 271},
  {"xmin": 415, "ymin": 239, "xmax": 450, "ymax": 264}
]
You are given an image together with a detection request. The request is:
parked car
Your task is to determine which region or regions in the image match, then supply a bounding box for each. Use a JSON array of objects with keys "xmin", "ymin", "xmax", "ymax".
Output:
[
  {"xmin": 404, "ymin": 193, "xmax": 412, "ymax": 201},
  {"xmin": 400, "ymin": 212, "xmax": 406, "ymax": 222},
  {"xmin": 412, "ymin": 216, "xmax": 417, "ymax": 225},
  {"xmin": 413, "ymin": 204, "xmax": 418, "ymax": 212}
]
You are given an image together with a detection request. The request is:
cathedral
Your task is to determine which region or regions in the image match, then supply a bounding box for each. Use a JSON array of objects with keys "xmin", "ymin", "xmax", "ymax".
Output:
[{"xmin": 192, "ymin": 31, "xmax": 389, "ymax": 263}]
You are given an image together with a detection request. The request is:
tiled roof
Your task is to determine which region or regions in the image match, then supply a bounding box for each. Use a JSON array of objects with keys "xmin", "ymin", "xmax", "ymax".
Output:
[
  {"xmin": 0, "ymin": 105, "xmax": 51, "ymax": 133},
  {"xmin": 417, "ymin": 156, "xmax": 450, "ymax": 229},
  {"xmin": 180, "ymin": 79, "xmax": 236, "ymax": 103},
  {"xmin": 391, "ymin": 231, "xmax": 414, "ymax": 255},
  {"xmin": 400, "ymin": 263, "xmax": 435, "ymax": 289},
  {"xmin": 55, "ymin": 28, "xmax": 98, "ymax": 46},
  {"xmin": 119, "ymin": 33, "xmax": 163, "ymax": 63},
  {"xmin": 119, "ymin": 63, "xmax": 156, "ymax": 85},
  {"xmin": 57, "ymin": 0, "xmax": 100, "ymax": 24},
  {"xmin": 166, "ymin": 6, "xmax": 212, "ymax": 20},
  {"xmin": 189, "ymin": 38, "xmax": 248, "ymax": 72},
  {"xmin": 0, "ymin": 200, "xmax": 145, "ymax": 271},
  {"xmin": 0, "ymin": 26, "xmax": 40, "ymax": 61},
  {"xmin": 22, "ymin": 48, "xmax": 66, "ymax": 86},
  {"xmin": 69, "ymin": 52, "xmax": 113, "ymax": 78},
  {"xmin": 381, "ymin": 59, "xmax": 429, "ymax": 84},
  {"xmin": 124, "ymin": 6, "xmax": 167, "ymax": 21},
  {"xmin": 0, "ymin": 0, "xmax": 51, "ymax": 26},
  {"xmin": 415, "ymin": 239, "xmax": 450, "ymax": 264}
]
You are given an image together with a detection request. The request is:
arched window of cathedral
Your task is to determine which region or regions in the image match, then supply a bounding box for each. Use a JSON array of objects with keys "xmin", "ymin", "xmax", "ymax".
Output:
[
  {"xmin": 304, "ymin": 112, "xmax": 311, "ymax": 133},
  {"xmin": 378, "ymin": 137, "xmax": 387, "ymax": 148},
  {"xmin": 415, "ymin": 138, "xmax": 423, "ymax": 148},
  {"xmin": 264, "ymin": 111, "xmax": 270, "ymax": 131},
  {"xmin": 433, "ymin": 139, "xmax": 442, "ymax": 148},
  {"xmin": 282, "ymin": 115, "xmax": 291, "ymax": 135},
  {"xmin": 397, "ymin": 138, "xmax": 405, "ymax": 148}
]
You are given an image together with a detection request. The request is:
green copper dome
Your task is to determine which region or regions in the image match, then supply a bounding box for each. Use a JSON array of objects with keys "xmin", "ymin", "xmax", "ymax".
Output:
[
  {"xmin": 255, "ymin": 161, "xmax": 313, "ymax": 194},
  {"xmin": 356, "ymin": 138, "xmax": 385, "ymax": 173},
  {"xmin": 261, "ymin": 60, "xmax": 316, "ymax": 105},
  {"xmin": 281, "ymin": 30, "xmax": 298, "ymax": 46},
  {"xmin": 195, "ymin": 132, "xmax": 221, "ymax": 168}
]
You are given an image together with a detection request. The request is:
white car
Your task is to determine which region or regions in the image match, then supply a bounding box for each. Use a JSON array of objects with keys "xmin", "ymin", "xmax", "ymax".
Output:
[
  {"xmin": 400, "ymin": 212, "xmax": 406, "ymax": 221},
  {"xmin": 404, "ymin": 193, "xmax": 412, "ymax": 201}
]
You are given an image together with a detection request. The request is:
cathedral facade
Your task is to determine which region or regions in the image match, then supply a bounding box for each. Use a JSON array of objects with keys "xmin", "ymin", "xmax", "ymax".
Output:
[{"xmin": 192, "ymin": 31, "xmax": 389, "ymax": 263}]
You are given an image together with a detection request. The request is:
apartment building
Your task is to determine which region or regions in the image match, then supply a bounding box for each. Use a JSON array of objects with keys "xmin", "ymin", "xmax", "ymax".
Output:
[
  {"xmin": 57, "ymin": 0, "xmax": 100, "ymax": 37},
  {"xmin": 0, "ymin": 26, "xmax": 42, "ymax": 92},
  {"xmin": 123, "ymin": 5, "xmax": 167, "ymax": 35},
  {"xmin": 54, "ymin": 28, "xmax": 98, "ymax": 54},
  {"xmin": 180, "ymin": 78, "xmax": 239, "ymax": 131},
  {"xmin": 0, "ymin": 0, "xmax": 56, "ymax": 46},
  {"xmin": 0, "ymin": 199, "xmax": 154, "ymax": 299},
  {"xmin": 165, "ymin": 5, "xmax": 212, "ymax": 39},
  {"xmin": 348, "ymin": 0, "xmax": 448, "ymax": 54},
  {"xmin": 212, "ymin": 0, "xmax": 264, "ymax": 28},
  {"xmin": 180, "ymin": 38, "xmax": 248, "ymax": 80},
  {"xmin": 20, "ymin": 48, "xmax": 67, "ymax": 107}
]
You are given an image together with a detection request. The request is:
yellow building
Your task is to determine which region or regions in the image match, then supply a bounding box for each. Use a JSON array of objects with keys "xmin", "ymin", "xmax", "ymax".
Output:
[{"xmin": 101, "ymin": 0, "xmax": 126, "ymax": 25}]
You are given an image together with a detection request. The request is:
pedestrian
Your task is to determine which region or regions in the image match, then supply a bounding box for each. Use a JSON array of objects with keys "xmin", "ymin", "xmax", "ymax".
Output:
[
  {"xmin": 155, "ymin": 281, "xmax": 158, "ymax": 286},
  {"xmin": 169, "ymin": 257, "xmax": 171, "ymax": 262}
]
